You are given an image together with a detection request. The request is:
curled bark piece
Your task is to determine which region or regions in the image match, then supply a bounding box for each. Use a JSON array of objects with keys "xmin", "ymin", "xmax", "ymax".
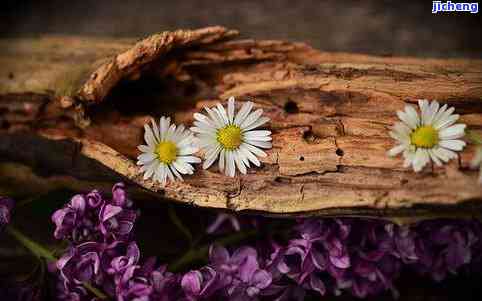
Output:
[
  {"xmin": 78, "ymin": 26, "xmax": 238, "ymax": 105},
  {"xmin": 1, "ymin": 26, "xmax": 481, "ymax": 218}
]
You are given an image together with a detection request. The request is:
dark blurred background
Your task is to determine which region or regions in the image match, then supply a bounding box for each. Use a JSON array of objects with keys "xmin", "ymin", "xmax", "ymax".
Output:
[{"xmin": 2, "ymin": 0, "xmax": 482, "ymax": 58}]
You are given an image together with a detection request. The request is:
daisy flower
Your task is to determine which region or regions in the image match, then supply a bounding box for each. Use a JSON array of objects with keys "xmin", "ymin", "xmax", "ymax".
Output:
[
  {"xmin": 191, "ymin": 96, "xmax": 272, "ymax": 177},
  {"xmin": 388, "ymin": 99, "xmax": 466, "ymax": 172},
  {"xmin": 137, "ymin": 117, "xmax": 201, "ymax": 186}
]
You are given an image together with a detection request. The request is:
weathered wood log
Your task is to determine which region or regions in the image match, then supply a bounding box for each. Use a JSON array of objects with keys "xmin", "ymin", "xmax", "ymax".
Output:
[{"xmin": 1, "ymin": 26, "xmax": 481, "ymax": 219}]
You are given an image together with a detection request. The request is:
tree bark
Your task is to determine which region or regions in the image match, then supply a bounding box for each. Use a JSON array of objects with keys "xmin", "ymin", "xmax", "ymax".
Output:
[{"xmin": 1, "ymin": 26, "xmax": 481, "ymax": 219}]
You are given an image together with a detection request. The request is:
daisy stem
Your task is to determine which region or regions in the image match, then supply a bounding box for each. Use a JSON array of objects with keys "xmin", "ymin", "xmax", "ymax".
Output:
[
  {"xmin": 6, "ymin": 225, "xmax": 56, "ymax": 262},
  {"xmin": 6, "ymin": 225, "xmax": 108, "ymax": 299},
  {"xmin": 168, "ymin": 204, "xmax": 193, "ymax": 246},
  {"xmin": 83, "ymin": 282, "xmax": 108, "ymax": 299},
  {"xmin": 168, "ymin": 229, "xmax": 257, "ymax": 272}
]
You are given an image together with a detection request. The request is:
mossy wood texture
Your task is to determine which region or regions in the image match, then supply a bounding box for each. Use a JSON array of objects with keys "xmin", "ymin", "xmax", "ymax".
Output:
[{"xmin": 1, "ymin": 27, "xmax": 481, "ymax": 218}]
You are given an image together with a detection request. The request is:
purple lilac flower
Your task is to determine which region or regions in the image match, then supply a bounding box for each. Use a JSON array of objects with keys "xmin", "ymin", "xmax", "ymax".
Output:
[
  {"xmin": 208, "ymin": 245, "xmax": 272, "ymax": 299},
  {"xmin": 56, "ymin": 242, "xmax": 105, "ymax": 293},
  {"xmin": 410, "ymin": 219, "xmax": 479, "ymax": 281},
  {"xmin": 52, "ymin": 184, "xmax": 136, "ymax": 244},
  {"xmin": 150, "ymin": 265, "xmax": 182, "ymax": 300},
  {"xmin": 0, "ymin": 197, "xmax": 15, "ymax": 228},
  {"xmin": 206, "ymin": 213, "xmax": 241, "ymax": 234},
  {"xmin": 49, "ymin": 183, "xmax": 482, "ymax": 300},
  {"xmin": 181, "ymin": 267, "xmax": 219, "ymax": 300}
]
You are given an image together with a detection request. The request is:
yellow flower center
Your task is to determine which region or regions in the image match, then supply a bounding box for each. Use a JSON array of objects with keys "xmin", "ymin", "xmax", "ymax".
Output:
[
  {"xmin": 410, "ymin": 126, "xmax": 439, "ymax": 148},
  {"xmin": 155, "ymin": 141, "xmax": 178, "ymax": 164},
  {"xmin": 217, "ymin": 125, "xmax": 243, "ymax": 150}
]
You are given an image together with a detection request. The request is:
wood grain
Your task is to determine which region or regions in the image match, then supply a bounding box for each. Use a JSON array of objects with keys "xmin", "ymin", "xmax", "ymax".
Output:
[{"xmin": 1, "ymin": 26, "xmax": 481, "ymax": 218}]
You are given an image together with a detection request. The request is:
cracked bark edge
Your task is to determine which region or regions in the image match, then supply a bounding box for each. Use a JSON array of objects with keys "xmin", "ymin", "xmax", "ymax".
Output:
[
  {"xmin": 67, "ymin": 136, "xmax": 229, "ymax": 209},
  {"xmin": 77, "ymin": 26, "xmax": 239, "ymax": 105},
  {"xmin": 41, "ymin": 134, "xmax": 482, "ymax": 217}
]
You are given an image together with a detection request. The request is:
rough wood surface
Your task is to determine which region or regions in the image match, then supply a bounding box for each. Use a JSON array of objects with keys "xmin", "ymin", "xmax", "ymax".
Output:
[{"xmin": 1, "ymin": 26, "xmax": 481, "ymax": 218}]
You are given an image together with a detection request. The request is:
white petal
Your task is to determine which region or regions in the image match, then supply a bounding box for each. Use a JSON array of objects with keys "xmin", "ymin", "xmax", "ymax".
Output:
[
  {"xmin": 203, "ymin": 145, "xmax": 222, "ymax": 169},
  {"xmin": 225, "ymin": 151, "xmax": 236, "ymax": 177},
  {"xmin": 439, "ymin": 139, "xmax": 466, "ymax": 151},
  {"xmin": 234, "ymin": 101, "xmax": 254, "ymax": 125},
  {"xmin": 228, "ymin": 96, "xmax": 235, "ymax": 123},
  {"xmin": 425, "ymin": 101, "xmax": 440, "ymax": 125},
  {"xmin": 406, "ymin": 105, "xmax": 420, "ymax": 127},
  {"xmin": 144, "ymin": 124, "xmax": 157, "ymax": 147},
  {"xmin": 432, "ymin": 147, "xmax": 457, "ymax": 163},
  {"xmin": 431, "ymin": 104, "xmax": 448, "ymax": 126},
  {"xmin": 436, "ymin": 106, "xmax": 455, "ymax": 123},
  {"xmin": 155, "ymin": 165, "xmax": 167, "ymax": 185},
  {"xmin": 402, "ymin": 149, "xmax": 415, "ymax": 168},
  {"xmin": 438, "ymin": 124, "xmax": 466, "ymax": 140},
  {"xmin": 418, "ymin": 99, "xmax": 430, "ymax": 125},
  {"xmin": 387, "ymin": 144, "xmax": 406, "ymax": 157},
  {"xmin": 165, "ymin": 124, "xmax": 177, "ymax": 141},
  {"xmin": 216, "ymin": 103, "xmax": 229, "ymax": 124},
  {"xmin": 239, "ymin": 144, "xmax": 260, "ymax": 167},
  {"xmin": 166, "ymin": 166, "xmax": 175, "ymax": 182},
  {"xmin": 144, "ymin": 161, "xmax": 160, "ymax": 180},
  {"xmin": 159, "ymin": 116, "xmax": 171, "ymax": 141},
  {"xmin": 138, "ymin": 144, "xmax": 154, "ymax": 153},
  {"xmin": 178, "ymin": 134, "xmax": 196, "ymax": 148},
  {"xmin": 151, "ymin": 119, "xmax": 160, "ymax": 141},
  {"xmin": 389, "ymin": 123, "xmax": 410, "ymax": 143},
  {"xmin": 191, "ymin": 126, "xmax": 215, "ymax": 135},
  {"xmin": 178, "ymin": 146, "xmax": 199, "ymax": 156},
  {"xmin": 197, "ymin": 137, "xmax": 218, "ymax": 150},
  {"xmin": 178, "ymin": 155, "xmax": 202, "ymax": 164},
  {"xmin": 193, "ymin": 121, "xmax": 216, "ymax": 131},
  {"xmin": 242, "ymin": 143, "xmax": 267, "ymax": 158},
  {"xmin": 243, "ymin": 117, "xmax": 270, "ymax": 132},
  {"xmin": 246, "ymin": 140, "xmax": 272, "ymax": 149},
  {"xmin": 172, "ymin": 160, "xmax": 189, "ymax": 174},
  {"xmin": 214, "ymin": 106, "xmax": 230, "ymax": 126},
  {"xmin": 233, "ymin": 150, "xmax": 247, "ymax": 174},
  {"xmin": 412, "ymin": 148, "xmax": 429, "ymax": 172},
  {"xmin": 171, "ymin": 124, "xmax": 186, "ymax": 143},
  {"xmin": 244, "ymin": 130, "xmax": 272, "ymax": 141},
  {"xmin": 397, "ymin": 106, "xmax": 418, "ymax": 129},
  {"xmin": 205, "ymin": 107, "xmax": 225, "ymax": 128},
  {"xmin": 219, "ymin": 149, "xmax": 226, "ymax": 171},
  {"xmin": 170, "ymin": 165, "xmax": 184, "ymax": 180},
  {"xmin": 427, "ymin": 149, "xmax": 442, "ymax": 166},
  {"xmin": 193, "ymin": 112, "xmax": 218, "ymax": 129},
  {"xmin": 236, "ymin": 147, "xmax": 251, "ymax": 168},
  {"xmin": 244, "ymin": 130, "xmax": 271, "ymax": 137},
  {"xmin": 240, "ymin": 109, "xmax": 264, "ymax": 130},
  {"xmin": 138, "ymin": 153, "xmax": 156, "ymax": 163},
  {"xmin": 434, "ymin": 114, "xmax": 459, "ymax": 130}
]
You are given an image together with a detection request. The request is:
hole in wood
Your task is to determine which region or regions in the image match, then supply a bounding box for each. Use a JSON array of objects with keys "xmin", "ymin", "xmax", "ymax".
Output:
[
  {"xmin": 336, "ymin": 148, "xmax": 344, "ymax": 156},
  {"xmin": 299, "ymin": 156, "xmax": 305, "ymax": 161},
  {"xmin": 284, "ymin": 100, "xmax": 299, "ymax": 114},
  {"xmin": 302, "ymin": 129, "xmax": 317, "ymax": 143}
]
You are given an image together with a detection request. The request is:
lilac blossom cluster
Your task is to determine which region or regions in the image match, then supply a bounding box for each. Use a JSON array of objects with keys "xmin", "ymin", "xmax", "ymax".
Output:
[
  {"xmin": 48, "ymin": 183, "xmax": 482, "ymax": 300},
  {"xmin": 266, "ymin": 218, "xmax": 482, "ymax": 299}
]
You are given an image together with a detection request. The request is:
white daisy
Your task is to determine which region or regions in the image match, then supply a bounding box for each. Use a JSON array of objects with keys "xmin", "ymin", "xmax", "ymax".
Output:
[
  {"xmin": 137, "ymin": 117, "xmax": 201, "ymax": 186},
  {"xmin": 470, "ymin": 147, "xmax": 482, "ymax": 184},
  {"xmin": 191, "ymin": 96, "xmax": 272, "ymax": 177},
  {"xmin": 388, "ymin": 99, "xmax": 466, "ymax": 172}
]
